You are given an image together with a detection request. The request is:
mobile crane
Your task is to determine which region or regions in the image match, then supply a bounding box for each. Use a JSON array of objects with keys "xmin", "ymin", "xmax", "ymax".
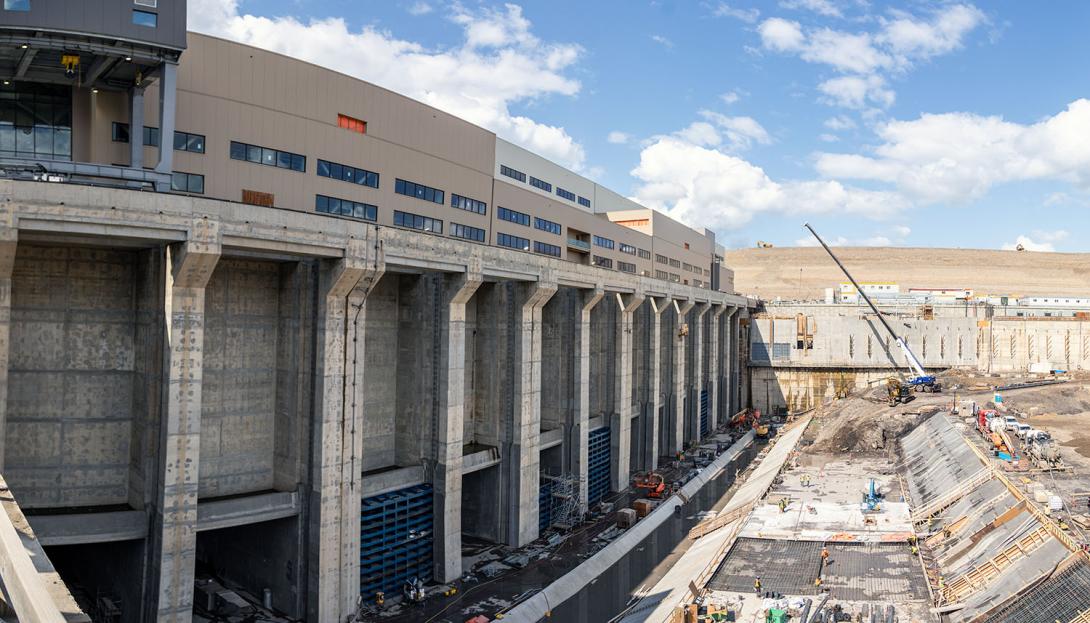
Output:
[{"xmin": 803, "ymin": 223, "xmax": 942, "ymax": 395}]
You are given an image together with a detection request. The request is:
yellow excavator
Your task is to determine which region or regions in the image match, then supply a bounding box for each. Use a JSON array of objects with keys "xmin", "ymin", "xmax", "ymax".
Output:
[{"xmin": 887, "ymin": 378, "xmax": 914, "ymax": 407}]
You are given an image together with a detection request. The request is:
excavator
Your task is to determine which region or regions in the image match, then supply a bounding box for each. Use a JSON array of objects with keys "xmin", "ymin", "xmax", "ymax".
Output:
[
  {"xmin": 731, "ymin": 408, "xmax": 769, "ymax": 438},
  {"xmin": 805, "ymin": 224, "xmax": 943, "ymax": 398},
  {"xmin": 633, "ymin": 471, "xmax": 667, "ymax": 499}
]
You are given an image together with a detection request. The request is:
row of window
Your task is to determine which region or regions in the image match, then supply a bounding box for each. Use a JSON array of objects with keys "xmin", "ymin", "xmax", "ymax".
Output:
[
  {"xmin": 638, "ymin": 248, "xmax": 652, "ymax": 260},
  {"xmin": 669, "ymin": 258, "xmax": 681, "ymax": 268},
  {"xmin": 317, "ymin": 159, "xmax": 379, "ymax": 188},
  {"xmin": 393, "ymin": 209, "xmax": 443, "ymax": 233},
  {"xmin": 230, "ymin": 140, "xmax": 306, "ymax": 172},
  {"xmin": 619, "ymin": 243, "xmax": 636, "ymax": 255},
  {"xmin": 592, "ymin": 256, "xmax": 613, "ymax": 269},
  {"xmin": 534, "ymin": 216, "xmax": 561, "ymax": 235},
  {"xmin": 497, "ymin": 232, "xmax": 529, "ymax": 251},
  {"xmin": 451, "ymin": 193, "xmax": 487, "ymax": 215},
  {"xmin": 451, "ymin": 223, "xmax": 486, "ymax": 242},
  {"xmin": 497, "ymin": 163, "xmax": 592, "ymax": 209},
  {"xmin": 112, "ymin": 123, "xmax": 207, "ymax": 153},
  {"xmin": 618, "ymin": 261, "xmax": 636, "ymax": 274},
  {"xmin": 316, "ymin": 194, "xmax": 377, "ymax": 222},
  {"xmin": 395, "ymin": 178, "xmax": 444, "ymax": 205},
  {"xmin": 498, "ymin": 206, "xmax": 531, "ymax": 227},
  {"xmin": 592, "ymin": 235, "xmax": 614, "ymax": 250},
  {"xmin": 171, "ymin": 171, "xmax": 204, "ymax": 194},
  {"xmin": 534, "ymin": 241, "xmax": 562, "ymax": 257}
]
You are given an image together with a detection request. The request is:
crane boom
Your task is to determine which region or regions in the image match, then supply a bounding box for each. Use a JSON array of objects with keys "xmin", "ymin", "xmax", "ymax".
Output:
[{"xmin": 803, "ymin": 223, "xmax": 933, "ymax": 385}]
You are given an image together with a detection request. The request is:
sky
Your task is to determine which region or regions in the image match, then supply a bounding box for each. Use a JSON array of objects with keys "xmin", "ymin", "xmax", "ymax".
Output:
[{"xmin": 188, "ymin": 0, "xmax": 1090, "ymax": 253}]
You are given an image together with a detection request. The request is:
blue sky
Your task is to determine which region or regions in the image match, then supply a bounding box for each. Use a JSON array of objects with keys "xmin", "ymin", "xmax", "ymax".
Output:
[{"xmin": 191, "ymin": 1, "xmax": 1090, "ymax": 252}]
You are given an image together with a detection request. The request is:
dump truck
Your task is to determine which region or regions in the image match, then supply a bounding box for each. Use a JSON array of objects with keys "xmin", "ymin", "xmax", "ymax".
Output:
[{"xmin": 1027, "ymin": 434, "xmax": 1062, "ymax": 468}]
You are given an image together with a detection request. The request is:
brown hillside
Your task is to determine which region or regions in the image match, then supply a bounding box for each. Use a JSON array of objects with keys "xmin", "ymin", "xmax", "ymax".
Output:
[{"xmin": 725, "ymin": 247, "xmax": 1090, "ymax": 299}]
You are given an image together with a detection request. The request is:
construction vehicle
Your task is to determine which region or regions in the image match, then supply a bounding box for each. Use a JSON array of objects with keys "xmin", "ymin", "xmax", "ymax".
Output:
[
  {"xmin": 804, "ymin": 224, "xmax": 942, "ymax": 394},
  {"xmin": 887, "ymin": 378, "xmax": 913, "ymax": 407},
  {"xmin": 633, "ymin": 471, "xmax": 667, "ymax": 499},
  {"xmin": 1027, "ymin": 433, "xmax": 1062, "ymax": 468},
  {"xmin": 731, "ymin": 408, "xmax": 769, "ymax": 437},
  {"xmin": 403, "ymin": 577, "xmax": 425, "ymax": 604},
  {"xmin": 861, "ymin": 478, "xmax": 882, "ymax": 512}
]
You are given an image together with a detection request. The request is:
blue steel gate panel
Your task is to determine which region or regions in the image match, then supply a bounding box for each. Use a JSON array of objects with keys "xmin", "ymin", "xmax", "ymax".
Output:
[
  {"xmin": 700, "ymin": 389, "xmax": 710, "ymax": 436},
  {"xmin": 588, "ymin": 426, "xmax": 611, "ymax": 505},
  {"xmin": 360, "ymin": 483, "xmax": 434, "ymax": 599}
]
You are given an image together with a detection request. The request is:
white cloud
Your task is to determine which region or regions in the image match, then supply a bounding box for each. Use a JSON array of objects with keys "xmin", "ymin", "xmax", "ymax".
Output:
[
  {"xmin": 712, "ymin": 3, "xmax": 761, "ymax": 23},
  {"xmin": 758, "ymin": 18, "xmax": 806, "ymax": 51},
  {"xmin": 186, "ymin": 0, "xmax": 589, "ymax": 170},
  {"xmin": 720, "ymin": 90, "xmax": 742, "ymax": 105},
  {"xmin": 894, "ymin": 225, "xmax": 911, "ymax": 238},
  {"xmin": 607, "ymin": 131, "xmax": 632, "ymax": 145},
  {"xmin": 819, "ymin": 75, "xmax": 895, "ymax": 109},
  {"xmin": 630, "ymin": 127, "xmax": 907, "ymax": 232},
  {"xmin": 756, "ymin": 4, "xmax": 986, "ymax": 109},
  {"xmin": 816, "ymin": 99, "xmax": 1090, "ymax": 203},
  {"xmin": 407, "ymin": 1, "xmax": 433, "ymax": 16},
  {"xmin": 1002, "ymin": 233, "xmax": 1067, "ymax": 252},
  {"xmin": 793, "ymin": 226, "xmax": 910, "ymax": 248},
  {"xmin": 780, "ymin": 0, "xmax": 843, "ymax": 18},
  {"xmin": 819, "ymin": 133, "xmax": 839, "ymax": 142},
  {"xmin": 651, "ymin": 34, "xmax": 674, "ymax": 48},
  {"xmin": 824, "ymin": 115, "xmax": 857, "ymax": 131}
]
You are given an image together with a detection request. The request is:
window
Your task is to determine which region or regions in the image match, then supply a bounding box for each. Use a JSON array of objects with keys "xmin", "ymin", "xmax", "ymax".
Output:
[
  {"xmin": 619, "ymin": 243, "xmax": 636, "ymax": 255},
  {"xmin": 230, "ymin": 141, "xmax": 305, "ymax": 171},
  {"xmin": 670, "ymin": 273, "xmax": 681, "ymax": 282},
  {"xmin": 317, "ymin": 159, "xmax": 379, "ymax": 188},
  {"xmin": 592, "ymin": 235, "xmax": 614, "ymax": 250},
  {"xmin": 556, "ymin": 187, "xmax": 576, "ymax": 201},
  {"xmin": 4, "ymin": 0, "xmax": 30, "ymax": 10},
  {"xmin": 451, "ymin": 223, "xmax": 486, "ymax": 242},
  {"xmin": 683, "ymin": 263, "xmax": 693, "ymax": 273},
  {"xmin": 618, "ymin": 261, "xmax": 637, "ymax": 274},
  {"xmin": 529, "ymin": 176, "xmax": 552, "ymax": 192},
  {"xmin": 693, "ymin": 279, "xmax": 702, "ymax": 288},
  {"xmin": 534, "ymin": 216, "xmax": 561, "ymax": 235},
  {"xmin": 772, "ymin": 343, "xmax": 791, "ymax": 359},
  {"xmin": 669, "ymin": 258, "xmax": 681, "ymax": 268},
  {"xmin": 173, "ymin": 131, "xmax": 206, "ymax": 153},
  {"xmin": 337, "ymin": 113, "xmax": 367, "ymax": 134},
  {"xmin": 110, "ymin": 122, "xmax": 158, "ymax": 146},
  {"xmin": 638, "ymin": 248, "xmax": 651, "ymax": 260},
  {"xmin": 534, "ymin": 241, "xmax": 562, "ymax": 257},
  {"xmin": 316, "ymin": 195, "xmax": 377, "ymax": 222},
  {"xmin": 393, "ymin": 210, "xmax": 442, "ymax": 233},
  {"xmin": 497, "ymin": 206, "xmax": 530, "ymax": 226},
  {"xmin": 171, "ymin": 172, "xmax": 204, "ymax": 194},
  {"xmin": 655, "ymin": 254, "xmax": 668, "ymax": 265},
  {"xmin": 655, "ymin": 270, "xmax": 670, "ymax": 280},
  {"xmin": 132, "ymin": 9, "xmax": 157, "ymax": 27},
  {"xmin": 592, "ymin": 256, "xmax": 613, "ymax": 269},
  {"xmin": 578, "ymin": 196, "xmax": 591, "ymax": 209},
  {"xmin": 500, "ymin": 165, "xmax": 526, "ymax": 183},
  {"xmin": 497, "ymin": 232, "xmax": 530, "ymax": 251},
  {"xmin": 0, "ymin": 83, "xmax": 72, "ymax": 161},
  {"xmin": 135, "ymin": 0, "xmax": 157, "ymax": 7},
  {"xmin": 451, "ymin": 193, "xmax": 487, "ymax": 215},
  {"xmin": 395, "ymin": 178, "xmax": 444, "ymax": 204}
]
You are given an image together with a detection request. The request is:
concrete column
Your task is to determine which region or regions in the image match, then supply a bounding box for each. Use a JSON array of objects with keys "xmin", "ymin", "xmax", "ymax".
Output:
[
  {"xmin": 154, "ymin": 60, "xmax": 178, "ymax": 191},
  {"xmin": 672, "ymin": 299, "xmax": 694, "ymax": 452},
  {"xmin": 505, "ymin": 278, "xmax": 556, "ymax": 547},
  {"xmin": 690, "ymin": 303, "xmax": 709, "ymax": 442},
  {"xmin": 646, "ymin": 296, "xmax": 669, "ymax": 470},
  {"xmin": 0, "ymin": 206, "xmax": 15, "ymax": 470},
  {"xmin": 307, "ymin": 237, "xmax": 382, "ymax": 622},
  {"xmin": 434, "ymin": 269, "xmax": 482, "ymax": 583},
  {"xmin": 573, "ymin": 287, "xmax": 603, "ymax": 511},
  {"xmin": 707, "ymin": 305, "xmax": 727, "ymax": 428},
  {"xmin": 723, "ymin": 307, "xmax": 739, "ymax": 418},
  {"xmin": 130, "ymin": 86, "xmax": 145, "ymax": 170},
  {"xmin": 152, "ymin": 218, "xmax": 221, "ymax": 622},
  {"xmin": 610, "ymin": 292, "xmax": 645, "ymax": 492}
]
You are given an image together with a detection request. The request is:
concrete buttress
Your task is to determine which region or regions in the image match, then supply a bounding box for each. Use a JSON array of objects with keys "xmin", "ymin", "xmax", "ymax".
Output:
[
  {"xmin": 504, "ymin": 277, "xmax": 556, "ymax": 547},
  {"xmin": 151, "ymin": 217, "xmax": 221, "ymax": 622},
  {"xmin": 646, "ymin": 296, "xmax": 670, "ymax": 470},
  {"xmin": 611, "ymin": 292, "xmax": 645, "ymax": 492},
  {"xmin": 573, "ymin": 287, "xmax": 604, "ymax": 510},
  {"xmin": 708, "ymin": 305, "xmax": 727, "ymax": 427},
  {"xmin": 434, "ymin": 266, "xmax": 483, "ymax": 583},
  {"xmin": 671, "ymin": 299, "xmax": 694, "ymax": 452},
  {"xmin": 307, "ymin": 234, "xmax": 383, "ymax": 622},
  {"xmin": 0, "ymin": 203, "xmax": 14, "ymax": 469}
]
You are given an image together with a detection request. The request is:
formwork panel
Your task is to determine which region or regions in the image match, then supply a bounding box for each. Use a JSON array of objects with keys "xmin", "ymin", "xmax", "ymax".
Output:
[
  {"xmin": 360, "ymin": 483, "xmax": 434, "ymax": 599},
  {"xmin": 699, "ymin": 388, "xmax": 709, "ymax": 437},
  {"xmin": 987, "ymin": 556, "xmax": 1090, "ymax": 623}
]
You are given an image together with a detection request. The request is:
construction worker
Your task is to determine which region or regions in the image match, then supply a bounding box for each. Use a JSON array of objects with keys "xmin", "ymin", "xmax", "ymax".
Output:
[
  {"xmin": 801, "ymin": 473, "xmax": 811, "ymax": 488},
  {"xmin": 814, "ymin": 577, "xmax": 822, "ymax": 586},
  {"xmin": 820, "ymin": 546, "xmax": 830, "ymax": 566},
  {"xmin": 937, "ymin": 576, "xmax": 945, "ymax": 603},
  {"xmin": 778, "ymin": 498, "xmax": 788, "ymax": 513},
  {"xmin": 375, "ymin": 591, "xmax": 385, "ymax": 609},
  {"xmin": 754, "ymin": 576, "xmax": 762, "ymax": 594}
]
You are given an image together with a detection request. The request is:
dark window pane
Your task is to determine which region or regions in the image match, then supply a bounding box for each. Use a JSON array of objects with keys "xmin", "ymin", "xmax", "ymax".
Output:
[
  {"xmin": 188, "ymin": 134, "xmax": 205, "ymax": 153},
  {"xmin": 171, "ymin": 172, "xmax": 185, "ymax": 192},
  {"xmin": 4, "ymin": 0, "xmax": 31, "ymax": 11},
  {"xmin": 343, "ymin": 167, "xmax": 354, "ymax": 183},
  {"xmin": 246, "ymin": 145, "xmax": 261, "ymax": 163},
  {"xmin": 112, "ymin": 122, "xmax": 130, "ymax": 143},
  {"xmin": 395, "ymin": 179, "xmax": 405, "ymax": 194},
  {"xmin": 329, "ymin": 163, "xmax": 343, "ymax": 180},
  {"xmin": 292, "ymin": 154, "xmax": 305, "ymax": 171},
  {"xmin": 230, "ymin": 141, "xmax": 246, "ymax": 160},
  {"xmin": 188, "ymin": 174, "xmax": 204, "ymax": 194},
  {"xmin": 174, "ymin": 132, "xmax": 186, "ymax": 150},
  {"xmin": 316, "ymin": 195, "xmax": 328, "ymax": 212},
  {"xmin": 261, "ymin": 147, "xmax": 276, "ymax": 165},
  {"xmin": 132, "ymin": 9, "xmax": 157, "ymax": 27},
  {"xmin": 435, "ymin": 190, "xmax": 444, "ymax": 204},
  {"xmin": 276, "ymin": 150, "xmax": 292, "ymax": 168},
  {"xmin": 317, "ymin": 160, "xmax": 330, "ymax": 177}
]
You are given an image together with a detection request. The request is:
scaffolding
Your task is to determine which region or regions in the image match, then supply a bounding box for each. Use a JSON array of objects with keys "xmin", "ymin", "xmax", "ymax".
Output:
[
  {"xmin": 540, "ymin": 473, "xmax": 584, "ymax": 532},
  {"xmin": 589, "ymin": 426, "xmax": 611, "ymax": 506}
]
